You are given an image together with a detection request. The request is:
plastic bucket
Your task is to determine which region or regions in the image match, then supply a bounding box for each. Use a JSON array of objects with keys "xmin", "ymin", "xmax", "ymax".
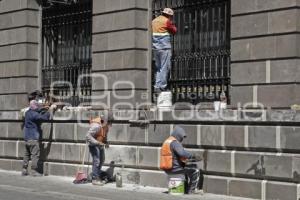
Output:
[
  {"xmin": 157, "ymin": 91, "xmax": 172, "ymax": 108},
  {"xmin": 168, "ymin": 178, "xmax": 185, "ymax": 195}
]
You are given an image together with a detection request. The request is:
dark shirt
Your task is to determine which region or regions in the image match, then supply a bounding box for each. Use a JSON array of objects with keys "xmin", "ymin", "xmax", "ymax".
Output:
[{"xmin": 24, "ymin": 108, "xmax": 50, "ymax": 141}]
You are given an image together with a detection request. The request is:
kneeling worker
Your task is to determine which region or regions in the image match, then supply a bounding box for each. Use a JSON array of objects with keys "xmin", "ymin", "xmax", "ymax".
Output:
[{"xmin": 160, "ymin": 126, "xmax": 203, "ymax": 194}]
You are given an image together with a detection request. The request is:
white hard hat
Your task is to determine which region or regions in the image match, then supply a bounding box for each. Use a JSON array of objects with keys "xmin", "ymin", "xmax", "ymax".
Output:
[{"xmin": 162, "ymin": 8, "xmax": 174, "ymax": 16}]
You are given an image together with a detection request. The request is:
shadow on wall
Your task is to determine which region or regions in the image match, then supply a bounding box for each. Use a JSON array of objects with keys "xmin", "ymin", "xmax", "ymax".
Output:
[
  {"xmin": 246, "ymin": 156, "xmax": 266, "ymax": 176},
  {"xmin": 38, "ymin": 122, "xmax": 54, "ymax": 174}
]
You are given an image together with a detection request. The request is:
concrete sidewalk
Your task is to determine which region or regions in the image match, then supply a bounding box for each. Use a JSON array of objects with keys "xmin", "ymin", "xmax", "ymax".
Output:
[{"xmin": 0, "ymin": 170, "xmax": 257, "ymax": 200}]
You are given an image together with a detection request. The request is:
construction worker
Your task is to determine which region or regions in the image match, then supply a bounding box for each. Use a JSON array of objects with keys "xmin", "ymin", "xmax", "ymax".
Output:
[
  {"xmin": 160, "ymin": 126, "xmax": 203, "ymax": 194},
  {"xmin": 86, "ymin": 112, "xmax": 114, "ymax": 186},
  {"xmin": 22, "ymin": 100, "xmax": 56, "ymax": 176},
  {"xmin": 152, "ymin": 8, "xmax": 177, "ymax": 92}
]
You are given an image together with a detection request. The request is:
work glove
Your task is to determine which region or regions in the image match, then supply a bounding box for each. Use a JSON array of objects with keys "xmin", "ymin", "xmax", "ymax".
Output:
[{"xmin": 192, "ymin": 153, "xmax": 203, "ymax": 162}]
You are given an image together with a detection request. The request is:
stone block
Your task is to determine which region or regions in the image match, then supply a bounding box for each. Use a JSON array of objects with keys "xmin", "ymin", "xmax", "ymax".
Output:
[
  {"xmin": 181, "ymin": 125, "xmax": 197, "ymax": 146},
  {"xmin": 231, "ymin": 62, "xmax": 266, "ymax": 85},
  {"xmin": 224, "ymin": 126, "xmax": 244, "ymax": 147},
  {"xmin": 92, "ymin": 34, "xmax": 108, "ymax": 52},
  {"xmin": 107, "ymin": 124, "xmax": 128, "ymax": 143},
  {"xmin": 17, "ymin": 141, "xmax": 24, "ymax": 158},
  {"xmin": 280, "ymin": 127, "xmax": 300, "ymax": 150},
  {"xmin": 264, "ymin": 154, "xmax": 293, "ymax": 179},
  {"xmin": 271, "ymin": 59, "xmax": 300, "ymax": 83},
  {"xmin": 53, "ymin": 123, "xmax": 75, "ymax": 141},
  {"xmin": 248, "ymin": 126, "xmax": 276, "ymax": 149},
  {"xmin": 0, "ymin": 111, "xmax": 18, "ymax": 120},
  {"xmin": 3, "ymin": 140, "xmax": 17, "ymax": 158},
  {"xmin": 0, "ymin": 158, "xmax": 12, "ymax": 171},
  {"xmin": 148, "ymin": 124, "xmax": 171, "ymax": 145},
  {"xmin": 266, "ymin": 181, "xmax": 297, "ymax": 200},
  {"xmin": 231, "ymin": 13, "xmax": 268, "ymax": 38},
  {"xmin": 257, "ymin": 84, "xmax": 300, "ymax": 108},
  {"xmin": 203, "ymin": 176, "xmax": 228, "ymax": 195},
  {"xmin": 93, "ymin": 0, "xmax": 148, "ymax": 14},
  {"xmin": 275, "ymin": 34, "xmax": 299, "ymax": 58},
  {"xmin": 231, "ymin": 39, "xmax": 251, "ymax": 61},
  {"xmin": 64, "ymin": 143, "xmax": 81, "ymax": 162},
  {"xmin": 200, "ymin": 125, "xmax": 222, "ymax": 147},
  {"xmin": 251, "ymin": 37, "xmax": 276, "ymax": 60},
  {"xmin": 269, "ymin": 9, "xmax": 298, "ymax": 33},
  {"xmin": 48, "ymin": 162, "xmax": 80, "ymax": 177},
  {"xmin": 11, "ymin": 43, "xmax": 38, "ymax": 60},
  {"xmin": 231, "ymin": 0, "xmax": 297, "ymax": 15},
  {"xmin": 109, "ymin": 90, "xmax": 149, "ymax": 109},
  {"xmin": 47, "ymin": 143, "xmax": 63, "ymax": 161},
  {"xmin": 92, "ymin": 70, "xmax": 148, "ymax": 90},
  {"xmin": 105, "ymin": 145, "xmax": 137, "ymax": 166},
  {"xmin": 76, "ymin": 124, "xmax": 89, "ymax": 142},
  {"xmin": 0, "ymin": 61, "xmax": 38, "ymax": 78},
  {"xmin": 228, "ymin": 178, "xmax": 262, "ymax": 199},
  {"xmin": 230, "ymin": 86, "xmax": 253, "ymax": 108},
  {"xmin": 41, "ymin": 123, "xmax": 54, "ymax": 141},
  {"xmin": 0, "ymin": 123, "xmax": 8, "ymax": 138},
  {"xmin": 93, "ymin": 10, "xmax": 148, "ymax": 33},
  {"xmin": 7, "ymin": 123, "xmax": 23, "ymax": 139},
  {"xmin": 0, "ymin": 140, "xmax": 4, "ymax": 157},
  {"xmin": 139, "ymin": 170, "xmax": 167, "ymax": 188},
  {"xmin": 138, "ymin": 147, "xmax": 159, "ymax": 169},
  {"xmin": 127, "ymin": 126, "xmax": 146, "ymax": 144},
  {"xmin": 235, "ymin": 152, "xmax": 262, "ymax": 176},
  {"xmin": 107, "ymin": 30, "xmax": 147, "ymax": 51},
  {"xmin": 205, "ymin": 150, "xmax": 231, "ymax": 173}
]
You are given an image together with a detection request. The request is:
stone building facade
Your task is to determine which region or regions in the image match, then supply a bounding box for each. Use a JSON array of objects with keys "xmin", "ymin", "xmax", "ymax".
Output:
[{"xmin": 0, "ymin": 1, "xmax": 300, "ymax": 200}]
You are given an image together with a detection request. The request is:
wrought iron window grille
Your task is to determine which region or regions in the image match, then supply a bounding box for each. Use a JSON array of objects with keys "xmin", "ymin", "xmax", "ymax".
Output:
[
  {"xmin": 41, "ymin": 0, "xmax": 92, "ymax": 106},
  {"xmin": 152, "ymin": 0, "xmax": 231, "ymax": 104}
]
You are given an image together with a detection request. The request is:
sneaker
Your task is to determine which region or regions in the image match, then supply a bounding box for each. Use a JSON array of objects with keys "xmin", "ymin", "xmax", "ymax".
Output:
[
  {"xmin": 31, "ymin": 170, "xmax": 43, "ymax": 177},
  {"xmin": 92, "ymin": 179, "xmax": 104, "ymax": 186},
  {"xmin": 190, "ymin": 189, "xmax": 204, "ymax": 195},
  {"xmin": 21, "ymin": 169, "xmax": 29, "ymax": 176}
]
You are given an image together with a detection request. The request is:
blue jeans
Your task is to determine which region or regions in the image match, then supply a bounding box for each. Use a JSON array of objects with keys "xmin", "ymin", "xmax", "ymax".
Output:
[
  {"xmin": 153, "ymin": 49, "xmax": 172, "ymax": 90},
  {"xmin": 89, "ymin": 145, "xmax": 105, "ymax": 180}
]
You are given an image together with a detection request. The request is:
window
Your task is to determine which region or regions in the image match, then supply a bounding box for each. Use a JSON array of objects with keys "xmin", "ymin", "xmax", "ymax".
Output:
[
  {"xmin": 152, "ymin": 0, "xmax": 231, "ymax": 104},
  {"xmin": 42, "ymin": 0, "xmax": 92, "ymax": 106}
]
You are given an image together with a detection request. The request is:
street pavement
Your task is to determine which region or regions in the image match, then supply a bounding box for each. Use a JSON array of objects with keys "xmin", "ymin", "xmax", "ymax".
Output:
[{"xmin": 0, "ymin": 170, "xmax": 256, "ymax": 200}]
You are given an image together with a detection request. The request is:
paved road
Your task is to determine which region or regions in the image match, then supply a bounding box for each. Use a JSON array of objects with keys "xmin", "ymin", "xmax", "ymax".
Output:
[{"xmin": 0, "ymin": 170, "xmax": 256, "ymax": 200}]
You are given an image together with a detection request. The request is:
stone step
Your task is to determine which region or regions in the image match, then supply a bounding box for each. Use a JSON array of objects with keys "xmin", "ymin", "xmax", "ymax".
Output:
[
  {"xmin": 1, "ymin": 140, "xmax": 300, "ymax": 182},
  {"xmin": 0, "ymin": 158, "xmax": 298, "ymax": 200}
]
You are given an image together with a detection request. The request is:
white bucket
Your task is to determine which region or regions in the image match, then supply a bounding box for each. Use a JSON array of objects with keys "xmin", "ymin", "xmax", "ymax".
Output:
[
  {"xmin": 157, "ymin": 91, "xmax": 172, "ymax": 108},
  {"xmin": 168, "ymin": 177, "xmax": 185, "ymax": 195},
  {"xmin": 214, "ymin": 101, "xmax": 220, "ymax": 111}
]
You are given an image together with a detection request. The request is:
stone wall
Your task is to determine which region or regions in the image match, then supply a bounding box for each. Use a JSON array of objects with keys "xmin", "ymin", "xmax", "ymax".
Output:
[
  {"xmin": 91, "ymin": 0, "xmax": 151, "ymax": 109},
  {"xmin": 231, "ymin": 0, "xmax": 300, "ymax": 109},
  {"xmin": 1, "ymin": 110, "xmax": 300, "ymax": 200},
  {"xmin": 0, "ymin": 0, "xmax": 40, "ymax": 112}
]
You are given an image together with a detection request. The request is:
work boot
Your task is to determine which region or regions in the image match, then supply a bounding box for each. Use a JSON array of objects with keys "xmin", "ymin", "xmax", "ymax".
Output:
[
  {"xmin": 31, "ymin": 170, "xmax": 43, "ymax": 177},
  {"xmin": 92, "ymin": 179, "xmax": 104, "ymax": 186},
  {"xmin": 21, "ymin": 168, "xmax": 29, "ymax": 176}
]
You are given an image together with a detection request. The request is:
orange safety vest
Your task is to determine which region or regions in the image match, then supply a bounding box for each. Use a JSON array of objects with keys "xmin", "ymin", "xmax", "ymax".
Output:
[
  {"xmin": 90, "ymin": 117, "xmax": 108, "ymax": 144},
  {"xmin": 160, "ymin": 136, "xmax": 188, "ymax": 170}
]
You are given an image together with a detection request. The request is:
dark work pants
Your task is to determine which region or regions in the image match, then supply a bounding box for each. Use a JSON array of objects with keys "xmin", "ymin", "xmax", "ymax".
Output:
[
  {"xmin": 22, "ymin": 140, "xmax": 40, "ymax": 171},
  {"xmin": 184, "ymin": 168, "xmax": 203, "ymax": 193},
  {"xmin": 89, "ymin": 145, "xmax": 105, "ymax": 180}
]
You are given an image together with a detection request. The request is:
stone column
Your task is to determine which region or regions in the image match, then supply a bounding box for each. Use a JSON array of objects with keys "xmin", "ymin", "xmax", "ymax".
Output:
[
  {"xmin": 231, "ymin": 0, "xmax": 300, "ymax": 109},
  {"xmin": 0, "ymin": 0, "xmax": 40, "ymax": 113},
  {"xmin": 92, "ymin": 0, "xmax": 151, "ymax": 110}
]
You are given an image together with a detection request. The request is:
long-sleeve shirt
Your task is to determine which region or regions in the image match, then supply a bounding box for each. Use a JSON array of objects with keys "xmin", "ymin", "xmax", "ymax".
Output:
[
  {"xmin": 86, "ymin": 123, "xmax": 102, "ymax": 146},
  {"xmin": 169, "ymin": 140, "xmax": 193, "ymax": 173},
  {"xmin": 24, "ymin": 109, "xmax": 50, "ymax": 141},
  {"xmin": 152, "ymin": 15, "xmax": 177, "ymax": 50}
]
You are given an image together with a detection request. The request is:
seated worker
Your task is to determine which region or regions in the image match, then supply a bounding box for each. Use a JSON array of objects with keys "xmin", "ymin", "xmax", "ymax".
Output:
[
  {"xmin": 86, "ymin": 112, "xmax": 113, "ymax": 186},
  {"xmin": 160, "ymin": 126, "xmax": 203, "ymax": 194}
]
